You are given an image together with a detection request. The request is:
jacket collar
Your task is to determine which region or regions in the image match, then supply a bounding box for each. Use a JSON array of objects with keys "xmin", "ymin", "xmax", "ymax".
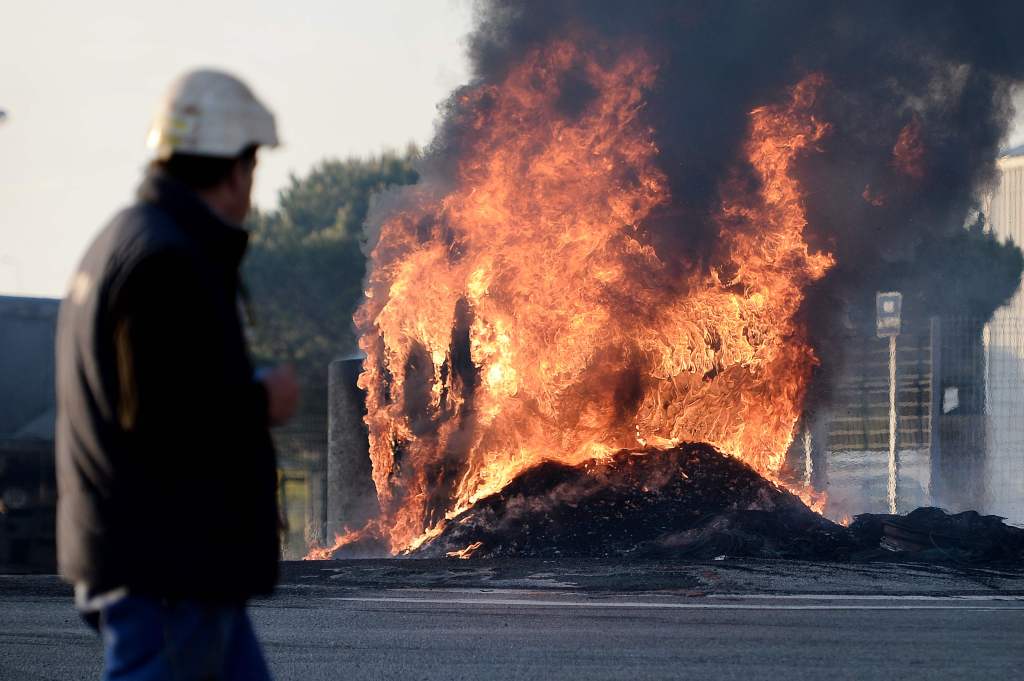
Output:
[{"xmin": 137, "ymin": 167, "xmax": 250, "ymax": 273}]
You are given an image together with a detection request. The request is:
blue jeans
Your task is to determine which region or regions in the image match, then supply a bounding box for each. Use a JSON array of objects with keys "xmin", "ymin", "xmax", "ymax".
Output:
[{"xmin": 96, "ymin": 595, "xmax": 272, "ymax": 681}]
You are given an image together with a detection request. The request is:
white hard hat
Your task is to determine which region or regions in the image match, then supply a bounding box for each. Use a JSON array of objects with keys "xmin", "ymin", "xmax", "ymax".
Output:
[{"xmin": 146, "ymin": 69, "xmax": 279, "ymax": 160}]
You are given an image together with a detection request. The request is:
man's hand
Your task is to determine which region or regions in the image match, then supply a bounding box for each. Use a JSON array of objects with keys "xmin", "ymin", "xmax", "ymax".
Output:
[{"xmin": 257, "ymin": 364, "xmax": 300, "ymax": 427}]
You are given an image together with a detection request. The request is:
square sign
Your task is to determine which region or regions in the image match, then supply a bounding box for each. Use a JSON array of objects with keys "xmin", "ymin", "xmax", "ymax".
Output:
[{"xmin": 876, "ymin": 291, "xmax": 902, "ymax": 337}]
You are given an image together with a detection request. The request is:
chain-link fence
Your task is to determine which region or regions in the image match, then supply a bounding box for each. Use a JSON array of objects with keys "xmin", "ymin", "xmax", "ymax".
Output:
[
  {"xmin": 801, "ymin": 315, "xmax": 1024, "ymax": 526},
  {"xmin": 984, "ymin": 315, "xmax": 1024, "ymax": 524}
]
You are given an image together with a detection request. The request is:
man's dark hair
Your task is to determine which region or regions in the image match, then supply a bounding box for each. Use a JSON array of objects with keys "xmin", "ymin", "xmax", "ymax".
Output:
[{"xmin": 156, "ymin": 145, "xmax": 258, "ymax": 190}]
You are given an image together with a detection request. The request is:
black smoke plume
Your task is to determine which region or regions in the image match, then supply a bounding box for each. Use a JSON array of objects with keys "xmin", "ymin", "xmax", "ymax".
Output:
[{"xmin": 416, "ymin": 0, "xmax": 1024, "ymax": 402}]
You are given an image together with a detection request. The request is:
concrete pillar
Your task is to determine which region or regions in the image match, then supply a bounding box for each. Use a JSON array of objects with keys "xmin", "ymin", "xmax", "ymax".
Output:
[{"xmin": 326, "ymin": 356, "xmax": 378, "ymax": 539}]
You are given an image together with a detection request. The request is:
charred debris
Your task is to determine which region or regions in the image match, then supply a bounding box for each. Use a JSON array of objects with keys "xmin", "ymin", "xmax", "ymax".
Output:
[{"xmin": 403, "ymin": 445, "xmax": 1024, "ymax": 564}]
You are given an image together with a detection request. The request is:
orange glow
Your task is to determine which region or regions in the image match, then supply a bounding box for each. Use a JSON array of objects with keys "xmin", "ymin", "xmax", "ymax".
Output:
[
  {"xmin": 862, "ymin": 185, "xmax": 886, "ymax": 207},
  {"xmin": 305, "ymin": 543, "xmax": 339, "ymax": 562},
  {"xmin": 893, "ymin": 116, "xmax": 925, "ymax": 179},
  {"xmin": 304, "ymin": 527, "xmax": 370, "ymax": 561},
  {"xmin": 316, "ymin": 41, "xmax": 834, "ymax": 557},
  {"xmin": 446, "ymin": 541, "xmax": 484, "ymax": 560}
]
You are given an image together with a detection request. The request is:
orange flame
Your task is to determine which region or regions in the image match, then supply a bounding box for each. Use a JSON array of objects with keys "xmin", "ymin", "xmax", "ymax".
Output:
[
  {"xmin": 446, "ymin": 541, "xmax": 484, "ymax": 560},
  {"xmin": 304, "ymin": 527, "xmax": 370, "ymax": 560},
  {"xmin": 344, "ymin": 40, "xmax": 833, "ymax": 555},
  {"xmin": 892, "ymin": 115, "xmax": 925, "ymax": 179}
]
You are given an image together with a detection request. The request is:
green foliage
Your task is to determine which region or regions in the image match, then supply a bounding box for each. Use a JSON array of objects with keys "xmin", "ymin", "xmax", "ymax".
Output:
[{"xmin": 244, "ymin": 148, "xmax": 419, "ymax": 419}]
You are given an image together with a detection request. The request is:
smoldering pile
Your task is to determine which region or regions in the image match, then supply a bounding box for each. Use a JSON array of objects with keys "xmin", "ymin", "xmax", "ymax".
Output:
[
  {"xmin": 409, "ymin": 444, "xmax": 1024, "ymax": 564},
  {"xmin": 412, "ymin": 444, "xmax": 844, "ymax": 560}
]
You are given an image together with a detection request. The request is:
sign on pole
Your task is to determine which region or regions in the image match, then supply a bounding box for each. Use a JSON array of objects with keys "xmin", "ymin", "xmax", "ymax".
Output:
[
  {"xmin": 876, "ymin": 291, "xmax": 902, "ymax": 338},
  {"xmin": 877, "ymin": 291, "xmax": 902, "ymax": 513}
]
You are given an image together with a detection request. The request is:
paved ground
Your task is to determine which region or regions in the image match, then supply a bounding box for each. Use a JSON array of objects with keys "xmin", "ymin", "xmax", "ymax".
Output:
[{"xmin": 2, "ymin": 560, "xmax": 1023, "ymax": 680}]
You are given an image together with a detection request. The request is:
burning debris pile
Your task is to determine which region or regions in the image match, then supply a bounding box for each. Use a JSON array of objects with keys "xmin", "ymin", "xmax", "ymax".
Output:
[
  {"xmin": 309, "ymin": 2, "xmax": 1024, "ymax": 560},
  {"xmin": 324, "ymin": 442, "xmax": 1024, "ymax": 563},
  {"xmin": 412, "ymin": 444, "xmax": 850, "ymax": 560}
]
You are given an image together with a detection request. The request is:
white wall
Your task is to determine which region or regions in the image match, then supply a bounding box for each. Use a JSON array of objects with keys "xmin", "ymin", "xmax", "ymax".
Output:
[{"xmin": 984, "ymin": 156, "xmax": 1024, "ymax": 525}]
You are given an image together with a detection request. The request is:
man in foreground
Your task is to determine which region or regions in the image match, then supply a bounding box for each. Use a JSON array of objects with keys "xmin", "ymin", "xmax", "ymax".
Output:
[{"xmin": 56, "ymin": 69, "xmax": 299, "ymax": 680}]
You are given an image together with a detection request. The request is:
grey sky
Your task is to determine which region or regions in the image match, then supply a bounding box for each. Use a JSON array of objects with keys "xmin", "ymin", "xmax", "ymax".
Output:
[
  {"xmin": 0, "ymin": 0, "xmax": 473, "ymax": 296},
  {"xmin": 3, "ymin": 2, "xmax": 1024, "ymax": 297}
]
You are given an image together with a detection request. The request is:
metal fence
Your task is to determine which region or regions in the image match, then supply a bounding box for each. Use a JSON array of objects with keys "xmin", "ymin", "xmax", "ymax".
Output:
[
  {"xmin": 800, "ymin": 315, "xmax": 1024, "ymax": 525},
  {"xmin": 984, "ymin": 316, "xmax": 1024, "ymax": 524}
]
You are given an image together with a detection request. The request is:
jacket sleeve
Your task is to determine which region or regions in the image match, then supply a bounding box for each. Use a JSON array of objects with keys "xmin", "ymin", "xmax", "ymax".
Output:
[{"xmin": 108, "ymin": 250, "xmax": 269, "ymax": 464}]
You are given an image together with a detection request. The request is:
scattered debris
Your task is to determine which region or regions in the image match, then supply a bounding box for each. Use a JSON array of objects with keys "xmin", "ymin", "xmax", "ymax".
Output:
[
  {"xmin": 409, "ymin": 444, "xmax": 1024, "ymax": 564},
  {"xmin": 848, "ymin": 507, "xmax": 1024, "ymax": 563}
]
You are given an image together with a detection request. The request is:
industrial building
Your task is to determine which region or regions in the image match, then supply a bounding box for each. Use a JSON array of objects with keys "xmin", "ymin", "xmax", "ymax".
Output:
[
  {"xmin": 0, "ymin": 296, "xmax": 59, "ymax": 570},
  {"xmin": 983, "ymin": 146, "xmax": 1024, "ymax": 524}
]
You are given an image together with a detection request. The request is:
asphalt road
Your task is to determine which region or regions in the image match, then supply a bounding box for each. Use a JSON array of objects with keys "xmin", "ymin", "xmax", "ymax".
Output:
[{"xmin": 2, "ymin": 560, "xmax": 1023, "ymax": 680}]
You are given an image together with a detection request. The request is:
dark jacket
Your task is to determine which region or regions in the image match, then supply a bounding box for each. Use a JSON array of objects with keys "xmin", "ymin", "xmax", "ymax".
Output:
[{"xmin": 55, "ymin": 169, "xmax": 279, "ymax": 603}]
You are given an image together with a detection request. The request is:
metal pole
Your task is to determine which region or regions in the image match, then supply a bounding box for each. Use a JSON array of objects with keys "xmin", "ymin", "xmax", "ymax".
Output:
[
  {"xmin": 803, "ymin": 428, "xmax": 813, "ymax": 488},
  {"xmin": 887, "ymin": 334, "xmax": 899, "ymax": 514},
  {"xmin": 929, "ymin": 317, "xmax": 942, "ymax": 506}
]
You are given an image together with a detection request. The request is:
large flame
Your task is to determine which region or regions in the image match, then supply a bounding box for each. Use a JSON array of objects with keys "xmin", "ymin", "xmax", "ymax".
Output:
[{"xmin": 347, "ymin": 40, "xmax": 832, "ymax": 554}]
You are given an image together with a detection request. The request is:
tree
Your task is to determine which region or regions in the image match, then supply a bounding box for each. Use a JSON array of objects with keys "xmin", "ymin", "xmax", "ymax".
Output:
[{"xmin": 244, "ymin": 147, "xmax": 419, "ymax": 441}]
